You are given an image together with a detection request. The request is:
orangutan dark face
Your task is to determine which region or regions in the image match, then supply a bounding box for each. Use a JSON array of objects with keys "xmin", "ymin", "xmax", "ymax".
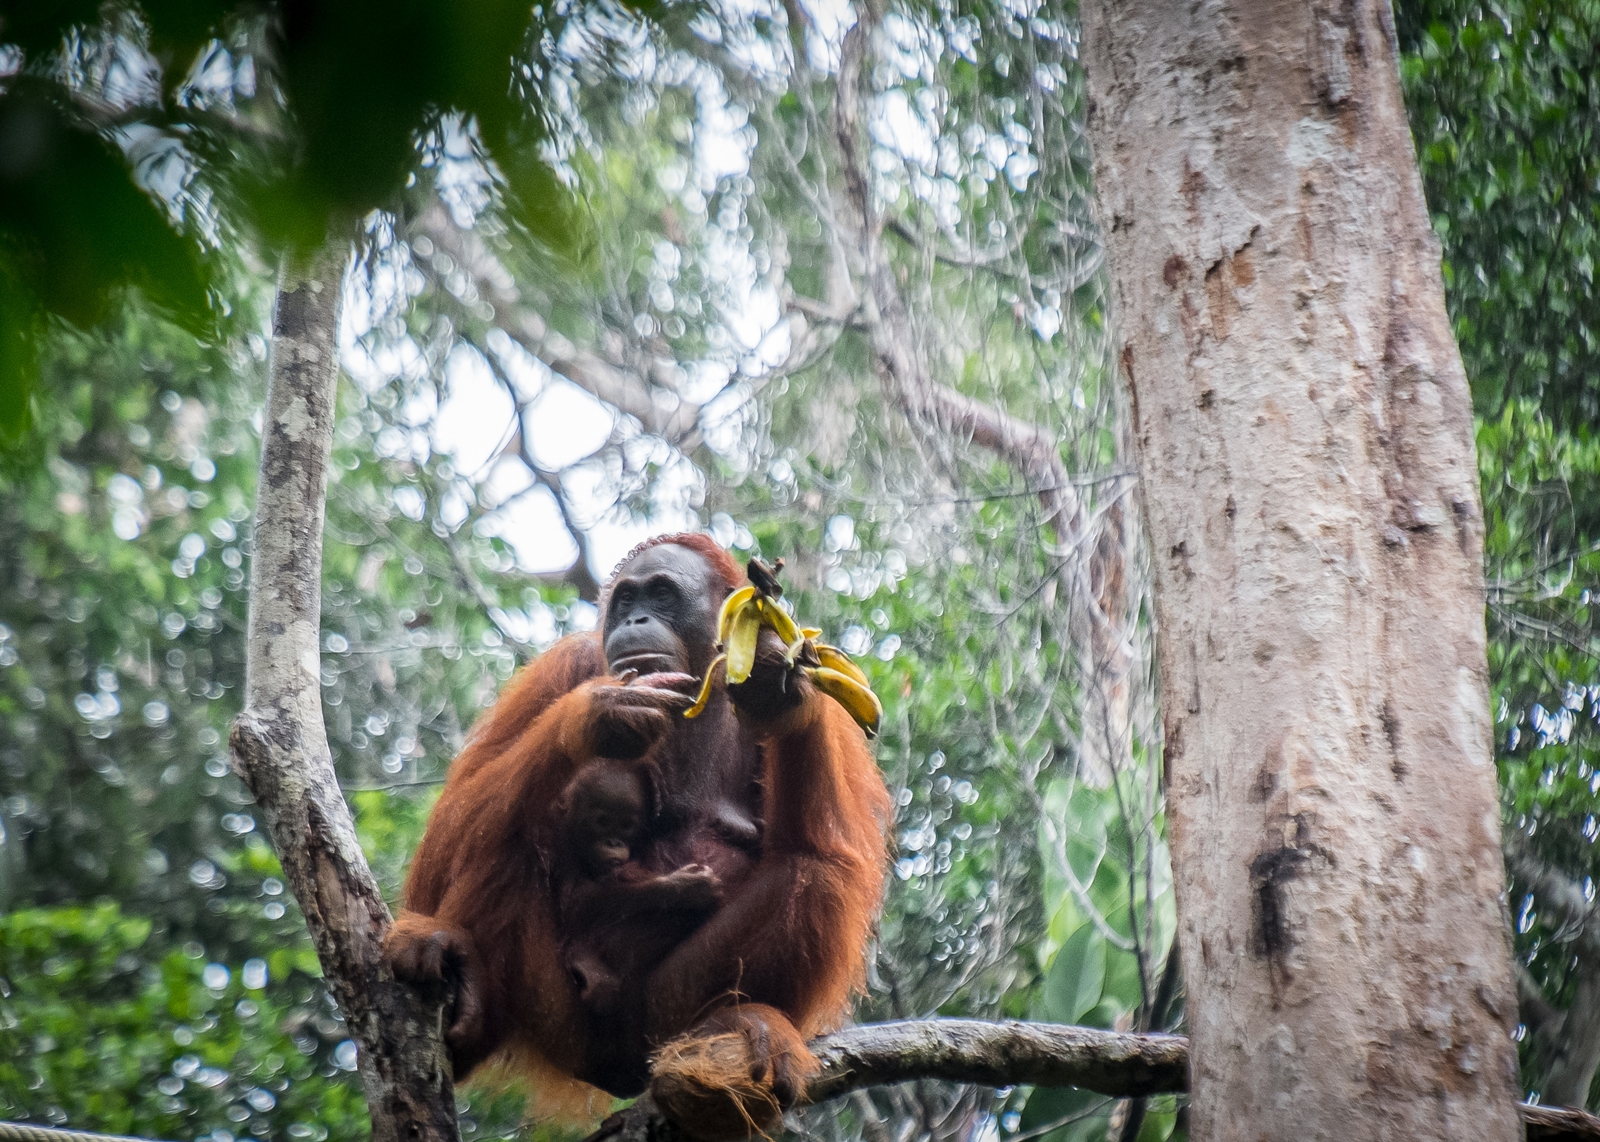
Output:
[{"xmin": 602, "ymin": 544, "xmax": 725, "ymax": 681}]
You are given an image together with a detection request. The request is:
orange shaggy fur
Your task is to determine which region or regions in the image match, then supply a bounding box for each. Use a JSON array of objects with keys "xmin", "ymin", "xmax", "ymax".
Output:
[{"xmin": 383, "ymin": 534, "xmax": 891, "ymax": 1139}]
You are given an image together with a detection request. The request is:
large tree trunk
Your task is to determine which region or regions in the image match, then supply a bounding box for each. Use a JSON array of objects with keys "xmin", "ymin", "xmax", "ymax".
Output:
[{"xmin": 1078, "ymin": 1, "xmax": 1522, "ymax": 1138}]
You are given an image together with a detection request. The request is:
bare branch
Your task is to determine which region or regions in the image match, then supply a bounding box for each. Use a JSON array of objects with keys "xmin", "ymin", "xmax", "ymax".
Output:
[
  {"xmin": 588, "ymin": 1020, "xmax": 1184, "ymax": 1142},
  {"xmin": 526, "ymin": 465, "xmax": 604, "ymax": 601},
  {"xmin": 414, "ymin": 203, "xmax": 702, "ymax": 443},
  {"xmin": 1506, "ymin": 833, "xmax": 1600, "ymax": 950},
  {"xmin": 1519, "ymin": 961, "xmax": 1567, "ymax": 1044},
  {"xmin": 829, "ymin": 18, "xmax": 1087, "ymax": 551},
  {"xmin": 805, "ymin": 1020, "xmax": 1186, "ymax": 1103},
  {"xmin": 1524, "ymin": 1103, "xmax": 1600, "ymax": 1141},
  {"xmin": 827, "ymin": 6, "xmax": 1136, "ymax": 788},
  {"xmin": 582, "ymin": 1020, "xmax": 1599, "ymax": 1142},
  {"xmin": 230, "ymin": 236, "xmax": 458, "ymax": 1142}
]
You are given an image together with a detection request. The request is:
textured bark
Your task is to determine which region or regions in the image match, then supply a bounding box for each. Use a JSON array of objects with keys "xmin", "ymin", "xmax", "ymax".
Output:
[
  {"xmin": 803, "ymin": 1019, "xmax": 1187, "ymax": 1102},
  {"xmin": 230, "ymin": 239, "xmax": 459, "ymax": 1142},
  {"xmin": 1079, "ymin": 1, "xmax": 1522, "ymax": 1138},
  {"xmin": 1525, "ymin": 1103, "xmax": 1600, "ymax": 1141},
  {"xmin": 588, "ymin": 1020, "xmax": 1187, "ymax": 1142},
  {"xmin": 580, "ymin": 1019, "xmax": 1597, "ymax": 1142}
]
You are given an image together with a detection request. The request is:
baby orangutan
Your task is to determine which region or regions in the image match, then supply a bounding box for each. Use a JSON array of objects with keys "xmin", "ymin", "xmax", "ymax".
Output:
[{"xmin": 553, "ymin": 755, "xmax": 724, "ymax": 1017}]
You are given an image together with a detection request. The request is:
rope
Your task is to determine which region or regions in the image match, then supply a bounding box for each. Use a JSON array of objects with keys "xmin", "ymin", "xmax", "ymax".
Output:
[{"xmin": 0, "ymin": 1124, "xmax": 167, "ymax": 1142}]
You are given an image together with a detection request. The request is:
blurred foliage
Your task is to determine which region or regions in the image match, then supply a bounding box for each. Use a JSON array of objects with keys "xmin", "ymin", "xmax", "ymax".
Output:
[
  {"xmin": 0, "ymin": 292, "xmax": 587, "ymax": 1138},
  {"xmin": 0, "ymin": 902, "xmax": 365, "ymax": 1142},
  {"xmin": 0, "ymin": 1, "xmax": 1173, "ymax": 1140},
  {"xmin": 0, "ymin": 0, "xmax": 593, "ymax": 438},
  {"xmin": 1398, "ymin": 0, "xmax": 1599, "ymax": 425}
]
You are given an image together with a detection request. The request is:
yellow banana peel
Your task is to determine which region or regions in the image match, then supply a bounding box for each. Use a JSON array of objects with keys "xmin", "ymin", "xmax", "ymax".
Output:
[
  {"xmin": 716, "ymin": 586, "xmax": 756, "ymax": 644},
  {"xmin": 814, "ymin": 643, "xmax": 872, "ymax": 688},
  {"xmin": 725, "ymin": 602, "xmax": 762, "ymax": 684},
  {"xmin": 809, "ymin": 666, "xmax": 884, "ymax": 738},
  {"xmin": 684, "ymin": 653, "xmax": 726, "ymax": 719},
  {"xmin": 684, "ymin": 558, "xmax": 882, "ymax": 738},
  {"xmin": 758, "ymin": 596, "xmax": 800, "ymax": 645}
]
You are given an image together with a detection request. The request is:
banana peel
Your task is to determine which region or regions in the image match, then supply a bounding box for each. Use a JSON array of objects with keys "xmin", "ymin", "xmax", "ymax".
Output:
[
  {"xmin": 684, "ymin": 557, "xmax": 883, "ymax": 738},
  {"xmin": 808, "ymin": 666, "xmax": 883, "ymax": 735}
]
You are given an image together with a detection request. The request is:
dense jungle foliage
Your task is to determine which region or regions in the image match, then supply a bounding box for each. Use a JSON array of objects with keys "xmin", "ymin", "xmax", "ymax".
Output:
[{"xmin": 0, "ymin": 0, "xmax": 1595, "ymax": 1137}]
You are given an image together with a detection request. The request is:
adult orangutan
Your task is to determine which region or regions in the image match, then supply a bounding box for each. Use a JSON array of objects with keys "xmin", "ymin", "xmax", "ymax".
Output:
[{"xmin": 381, "ymin": 533, "xmax": 892, "ymax": 1139}]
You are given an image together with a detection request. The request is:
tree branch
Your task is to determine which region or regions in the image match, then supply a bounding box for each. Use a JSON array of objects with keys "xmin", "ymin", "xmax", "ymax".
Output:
[
  {"xmin": 1525, "ymin": 1103, "xmax": 1600, "ymax": 1141},
  {"xmin": 230, "ymin": 235, "xmax": 458, "ymax": 1142},
  {"xmin": 584, "ymin": 1019, "xmax": 1600, "ymax": 1142},
  {"xmin": 805, "ymin": 1020, "xmax": 1185, "ymax": 1102},
  {"xmin": 1506, "ymin": 833, "xmax": 1600, "ymax": 951},
  {"xmin": 829, "ymin": 15, "xmax": 1089, "ymax": 550},
  {"xmin": 1503, "ymin": 836, "xmax": 1600, "ymax": 1111},
  {"xmin": 527, "ymin": 465, "xmax": 604, "ymax": 601},
  {"xmin": 825, "ymin": 4, "xmax": 1135, "ymax": 788},
  {"xmin": 414, "ymin": 203, "xmax": 702, "ymax": 444}
]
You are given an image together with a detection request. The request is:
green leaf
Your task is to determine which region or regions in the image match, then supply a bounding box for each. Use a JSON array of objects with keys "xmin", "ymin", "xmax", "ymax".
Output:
[{"xmin": 1040, "ymin": 922, "xmax": 1104, "ymax": 1025}]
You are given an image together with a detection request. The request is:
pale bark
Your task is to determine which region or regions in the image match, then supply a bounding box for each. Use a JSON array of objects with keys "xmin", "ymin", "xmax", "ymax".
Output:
[
  {"xmin": 802, "ymin": 1019, "xmax": 1186, "ymax": 1102},
  {"xmin": 230, "ymin": 239, "xmax": 458, "ymax": 1142},
  {"xmin": 1079, "ymin": 1, "xmax": 1522, "ymax": 1138}
]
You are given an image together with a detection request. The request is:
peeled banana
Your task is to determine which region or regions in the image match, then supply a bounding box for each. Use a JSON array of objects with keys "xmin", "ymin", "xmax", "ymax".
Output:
[{"xmin": 684, "ymin": 557, "xmax": 882, "ymax": 738}]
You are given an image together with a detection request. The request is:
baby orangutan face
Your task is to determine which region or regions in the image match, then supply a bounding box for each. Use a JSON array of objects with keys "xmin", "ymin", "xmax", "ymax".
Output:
[{"xmin": 559, "ymin": 760, "xmax": 653, "ymax": 877}]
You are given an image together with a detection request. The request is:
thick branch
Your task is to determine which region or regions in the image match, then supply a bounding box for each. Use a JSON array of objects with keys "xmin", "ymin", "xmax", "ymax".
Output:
[
  {"xmin": 1525, "ymin": 1104, "xmax": 1600, "ymax": 1141},
  {"xmin": 585, "ymin": 1020, "xmax": 1600, "ymax": 1142},
  {"xmin": 231, "ymin": 236, "xmax": 458, "ymax": 1142},
  {"xmin": 805, "ymin": 1020, "xmax": 1185, "ymax": 1102}
]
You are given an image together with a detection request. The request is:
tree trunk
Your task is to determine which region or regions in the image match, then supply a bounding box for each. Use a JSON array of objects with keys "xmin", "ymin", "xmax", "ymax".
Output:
[
  {"xmin": 230, "ymin": 238, "xmax": 460, "ymax": 1142},
  {"xmin": 1079, "ymin": 1, "xmax": 1522, "ymax": 1138}
]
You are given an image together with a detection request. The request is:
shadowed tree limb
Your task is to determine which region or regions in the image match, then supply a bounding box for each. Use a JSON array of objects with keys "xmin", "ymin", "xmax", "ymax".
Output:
[
  {"xmin": 1525, "ymin": 1104, "xmax": 1600, "ymax": 1141},
  {"xmin": 822, "ymin": 4, "xmax": 1138, "ymax": 793}
]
